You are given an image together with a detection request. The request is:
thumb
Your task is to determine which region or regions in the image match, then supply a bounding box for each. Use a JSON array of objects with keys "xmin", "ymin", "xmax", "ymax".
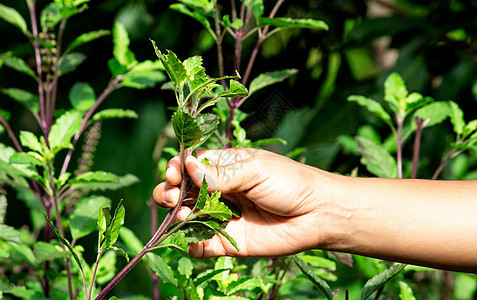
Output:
[{"xmin": 185, "ymin": 155, "xmax": 256, "ymax": 194}]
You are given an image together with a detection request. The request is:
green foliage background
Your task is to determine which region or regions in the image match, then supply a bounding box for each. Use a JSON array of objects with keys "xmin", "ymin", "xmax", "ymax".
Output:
[{"xmin": 1, "ymin": 0, "xmax": 476, "ymax": 299}]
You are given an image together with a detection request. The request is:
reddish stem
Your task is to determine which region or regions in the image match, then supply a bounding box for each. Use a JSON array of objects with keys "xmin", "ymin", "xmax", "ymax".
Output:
[{"xmin": 411, "ymin": 118, "xmax": 425, "ymax": 179}]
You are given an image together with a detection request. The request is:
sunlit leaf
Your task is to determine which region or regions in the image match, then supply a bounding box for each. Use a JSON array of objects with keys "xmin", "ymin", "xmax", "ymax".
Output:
[
  {"xmin": 448, "ymin": 101, "xmax": 465, "ymax": 135},
  {"xmin": 291, "ymin": 255, "xmax": 333, "ymax": 300},
  {"xmin": 122, "ymin": 70, "xmax": 166, "ymax": 89},
  {"xmin": 113, "ymin": 22, "xmax": 136, "ymax": 67},
  {"xmin": 119, "ymin": 227, "xmax": 144, "ymax": 255},
  {"xmin": 186, "ymin": 219, "xmax": 238, "ymax": 251},
  {"xmin": 65, "ymin": 29, "xmax": 110, "ymax": 53},
  {"xmin": 0, "ymin": 53, "xmax": 36, "ymax": 80},
  {"xmin": 70, "ymin": 173, "xmax": 139, "ymax": 191},
  {"xmin": 259, "ymin": 17, "xmax": 328, "ymax": 30},
  {"xmin": 146, "ymin": 253, "xmax": 177, "ymax": 285},
  {"xmin": 348, "ymin": 95, "xmax": 393, "ymax": 128},
  {"xmin": 48, "ymin": 110, "xmax": 82, "ymax": 153},
  {"xmin": 412, "ymin": 101, "xmax": 450, "ymax": 129},
  {"xmin": 195, "ymin": 113, "xmax": 219, "ymax": 149},
  {"xmin": 69, "ymin": 82, "xmax": 95, "ymax": 112},
  {"xmin": 170, "ymin": 3, "xmax": 213, "ymax": 35},
  {"xmin": 219, "ymin": 80, "xmax": 248, "ymax": 98},
  {"xmin": 398, "ymin": 281, "xmax": 416, "ymax": 300},
  {"xmin": 1, "ymin": 88, "xmax": 39, "ymax": 113},
  {"xmin": 196, "ymin": 177, "xmax": 209, "ymax": 210},
  {"xmin": 356, "ymin": 136, "xmax": 397, "ymax": 178},
  {"xmin": 244, "ymin": 0, "xmax": 264, "ymax": 18},
  {"xmin": 198, "ymin": 191, "xmax": 232, "ymax": 221},
  {"xmin": 151, "ymin": 42, "xmax": 187, "ymax": 89},
  {"xmin": 33, "ymin": 241, "xmax": 66, "ymax": 263},
  {"xmin": 384, "ymin": 72, "xmax": 408, "ymax": 113},
  {"xmin": 178, "ymin": 256, "xmax": 193, "ymax": 279},
  {"xmin": 19, "ymin": 131, "xmax": 43, "ymax": 153},
  {"xmin": 0, "ymin": 194, "xmax": 6, "ymax": 224},
  {"xmin": 159, "ymin": 230, "xmax": 188, "ymax": 256},
  {"xmin": 361, "ymin": 263, "xmax": 406, "ymax": 300},
  {"xmin": 249, "ymin": 69, "xmax": 298, "ymax": 95},
  {"xmin": 171, "ymin": 111, "xmax": 202, "ymax": 148},
  {"xmin": 58, "ymin": 52, "xmax": 87, "ymax": 76},
  {"xmin": 92, "ymin": 109, "xmax": 138, "ymax": 121},
  {"xmin": 0, "ymin": 4, "xmax": 27, "ymax": 33},
  {"xmin": 70, "ymin": 196, "xmax": 111, "ymax": 241},
  {"xmin": 0, "ymin": 224, "xmax": 20, "ymax": 243}
]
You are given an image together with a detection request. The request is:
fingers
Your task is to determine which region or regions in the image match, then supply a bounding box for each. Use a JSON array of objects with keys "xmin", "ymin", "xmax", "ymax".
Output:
[
  {"xmin": 165, "ymin": 155, "xmax": 182, "ymax": 185},
  {"xmin": 185, "ymin": 149, "xmax": 262, "ymax": 194},
  {"xmin": 152, "ymin": 182, "xmax": 180, "ymax": 208}
]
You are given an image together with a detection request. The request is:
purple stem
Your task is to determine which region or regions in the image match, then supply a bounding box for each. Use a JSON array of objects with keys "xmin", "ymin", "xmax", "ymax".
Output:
[
  {"xmin": 60, "ymin": 76, "xmax": 123, "ymax": 175},
  {"xmin": 50, "ymin": 19, "xmax": 67, "ymax": 127},
  {"xmin": 27, "ymin": 0, "xmax": 48, "ymax": 135},
  {"xmin": 432, "ymin": 148, "xmax": 457, "ymax": 180},
  {"xmin": 411, "ymin": 118, "xmax": 425, "ymax": 179},
  {"xmin": 396, "ymin": 120, "xmax": 403, "ymax": 179},
  {"xmin": 95, "ymin": 149, "xmax": 191, "ymax": 299},
  {"xmin": 148, "ymin": 200, "xmax": 160, "ymax": 300}
]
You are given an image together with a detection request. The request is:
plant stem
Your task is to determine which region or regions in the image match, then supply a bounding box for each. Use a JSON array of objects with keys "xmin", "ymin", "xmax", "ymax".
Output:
[
  {"xmin": 0, "ymin": 114, "xmax": 23, "ymax": 152},
  {"xmin": 213, "ymin": 1, "xmax": 225, "ymax": 84},
  {"xmin": 95, "ymin": 247, "xmax": 149, "ymax": 300},
  {"xmin": 411, "ymin": 118, "xmax": 425, "ymax": 179},
  {"xmin": 89, "ymin": 251, "xmax": 104, "ymax": 300},
  {"xmin": 27, "ymin": 0, "xmax": 48, "ymax": 135},
  {"xmin": 396, "ymin": 118, "xmax": 403, "ymax": 179},
  {"xmin": 60, "ymin": 76, "xmax": 123, "ymax": 175},
  {"xmin": 432, "ymin": 148, "xmax": 458, "ymax": 180},
  {"xmin": 148, "ymin": 200, "xmax": 160, "ymax": 300},
  {"xmin": 50, "ymin": 19, "xmax": 67, "ymax": 127}
]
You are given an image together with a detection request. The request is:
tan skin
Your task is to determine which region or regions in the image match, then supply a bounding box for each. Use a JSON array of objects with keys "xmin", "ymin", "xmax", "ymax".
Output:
[{"xmin": 153, "ymin": 148, "xmax": 477, "ymax": 273}]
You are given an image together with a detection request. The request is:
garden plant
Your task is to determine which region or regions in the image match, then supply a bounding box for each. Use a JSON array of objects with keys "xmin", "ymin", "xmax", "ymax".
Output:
[{"xmin": 1, "ymin": 0, "xmax": 477, "ymax": 299}]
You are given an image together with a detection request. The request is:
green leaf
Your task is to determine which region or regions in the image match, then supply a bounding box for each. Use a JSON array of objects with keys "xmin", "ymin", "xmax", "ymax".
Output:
[
  {"xmin": 384, "ymin": 72, "xmax": 408, "ymax": 113},
  {"xmin": 58, "ymin": 52, "xmax": 87, "ymax": 76},
  {"xmin": 198, "ymin": 191, "xmax": 232, "ymax": 221},
  {"xmin": 96, "ymin": 250, "xmax": 117, "ymax": 284},
  {"xmin": 113, "ymin": 22, "xmax": 136, "ymax": 67},
  {"xmin": 291, "ymin": 255, "xmax": 333, "ymax": 300},
  {"xmin": 171, "ymin": 111, "xmax": 202, "ymax": 148},
  {"xmin": 361, "ymin": 263, "xmax": 406, "ymax": 300},
  {"xmin": 398, "ymin": 281, "xmax": 416, "ymax": 300},
  {"xmin": 98, "ymin": 207, "xmax": 111, "ymax": 245},
  {"xmin": 348, "ymin": 95, "xmax": 393, "ymax": 128},
  {"xmin": 178, "ymin": 0, "xmax": 213, "ymax": 13},
  {"xmin": 48, "ymin": 110, "xmax": 82, "ymax": 153},
  {"xmin": 356, "ymin": 136, "xmax": 397, "ymax": 178},
  {"xmin": 101, "ymin": 200, "xmax": 125, "ymax": 250},
  {"xmin": 194, "ymin": 269, "xmax": 230, "ymax": 287},
  {"xmin": 249, "ymin": 69, "xmax": 298, "ymax": 95},
  {"xmin": 69, "ymin": 82, "xmax": 95, "ymax": 112},
  {"xmin": 33, "ymin": 241, "xmax": 66, "ymax": 263},
  {"xmin": 119, "ymin": 227, "xmax": 144, "ymax": 255},
  {"xmin": 464, "ymin": 119, "xmax": 477, "ymax": 139},
  {"xmin": 1, "ymin": 88, "xmax": 39, "ymax": 113},
  {"xmin": 70, "ymin": 196, "xmax": 111, "ymax": 241},
  {"xmin": 182, "ymin": 219, "xmax": 222, "ymax": 244},
  {"xmin": 10, "ymin": 152, "xmax": 43, "ymax": 166},
  {"xmin": 0, "ymin": 194, "xmax": 6, "ymax": 224},
  {"xmin": 70, "ymin": 171, "xmax": 118, "ymax": 185},
  {"xmin": 0, "ymin": 224, "xmax": 20, "ymax": 243},
  {"xmin": 92, "ymin": 109, "xmax": 138, "ymax": 121},
  {"xmin": 259, "ymin": 17, "xmax": 328, "ymax": 30},
  {"xmin": 223, "ymin": 15, "xmax": 243, "ymax": 30},
  {"xmin": 302, "ymin": 255, "xmax": 336, "ymax": 271},
  {"xmin": 159, "ymin": 230, "xmax": 188, "ymax": 256},
  {"xmin": 40, "ymin": 2, "xmax": 61, "ymax": 32},
  {"xmin": 169, "ymin": 4, "xmax": 213, "ymax": 36},
  {"xmin": 448, "ymin": 101, "xmax": 465, "ymax": 135},
  {"xmin": 187, "ymin": 219, "xmax": 238, "ymax": 251},
  {"xmin": 0, "ymin": 279, "xmax": 14, "ymax": 293},
  {"xmin": 412, "ymin": 101, "xmax": 450, "ymax": 129},
  {"xmin": 0, "ymin": 4, "xmax": 27, "ymax": 33},
  {"xmin": 219, "ymin": 80, "xmax": 248, "ymax": 98},
  {"xmin": 244, "ymin": 0, "xmax": 264, "ymax": 18},
  {"xmin": 146, "ymin": 253, "xmax": 177, "ymax": 286},
  {"xmin": 122, "ymin": 70, "xmax": 166, "ymax": 89},
  {"xmin": 195, "ymin": 113, "xmax": 219, "ymax": 149},
  {"xmin": 65, "ymin": 29, "xmax": 110, "ymax": 53},
  {"xmin": 19, "ymin": 131, "xmax": 43, "ymax": 153},
  {"xmin": 70, "ymin": 173, "xmax": 139, "ymax": 191},
  {"xmin": 0, "ymin": 53, "xmax": 36, "ymax": 80},
  {"xmin": 225, "ymin": 277, "xmax": 261, "ymax": 296},
  {"xmin": 108, "ymin": 58, "xmax": 129, "ymax": 76},
  {"xmin": 178, "ymin": 257, "xmax": 193, "ymax": 279},
  {"xmin": 151, "ymin": 43, "xmax": 187, "ymax": 90},
  {"xmin": 43, "ymin": 213, "xmax": 84, "ymax": 274},
  {"xmin": 196, "ymin": 177, "xmax": 209, "ymax": 210}
]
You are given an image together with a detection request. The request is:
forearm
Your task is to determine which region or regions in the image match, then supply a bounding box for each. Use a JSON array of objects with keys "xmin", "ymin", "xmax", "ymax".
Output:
[{"xmin": 319, "ymin": 174, "xmax": 477, "ymax": 273}]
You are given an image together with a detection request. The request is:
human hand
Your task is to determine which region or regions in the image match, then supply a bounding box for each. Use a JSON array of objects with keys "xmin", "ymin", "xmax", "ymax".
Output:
[{"xmin": 153, "ymin": 148, "xmax": 332, "ymax": 258}]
